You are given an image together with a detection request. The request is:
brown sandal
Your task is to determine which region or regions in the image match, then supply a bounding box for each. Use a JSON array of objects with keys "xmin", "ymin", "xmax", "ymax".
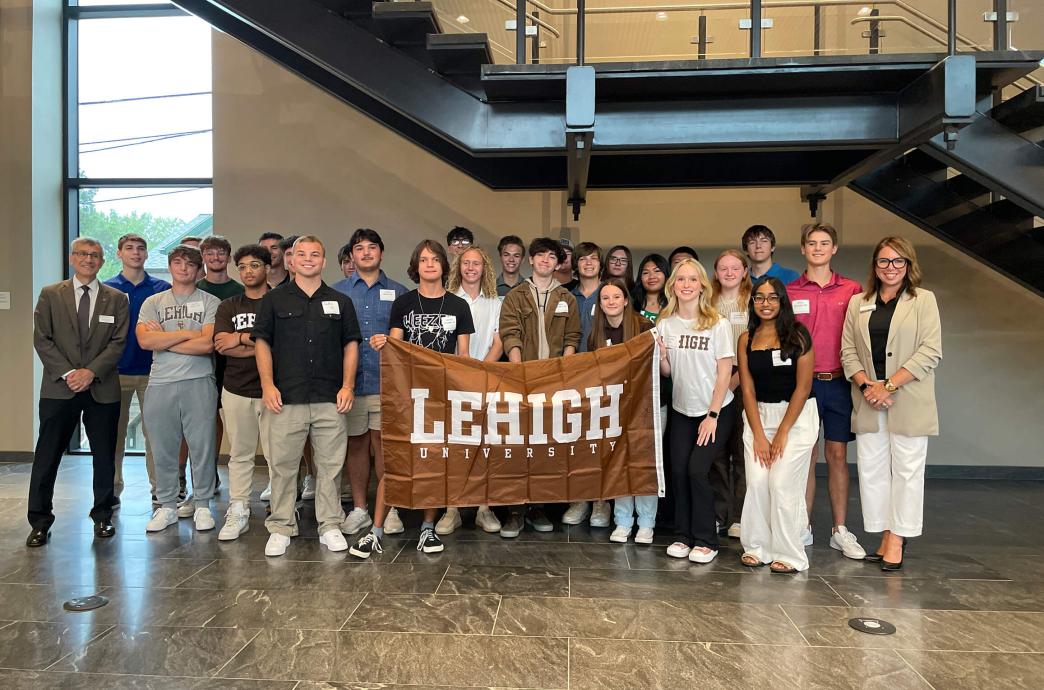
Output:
[
  {"xmin": 770, "ymin": 561, "xmax": 798, "ymax": 574},
  {"xmin": 741, "ymin": 553, "xmax": 766, "ymax": 567}
]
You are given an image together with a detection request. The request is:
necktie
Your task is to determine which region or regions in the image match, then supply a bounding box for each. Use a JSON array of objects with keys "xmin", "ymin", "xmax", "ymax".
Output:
[{"xmin": 78, "ymin": 284, "xmax": 91, "ymax": 355}]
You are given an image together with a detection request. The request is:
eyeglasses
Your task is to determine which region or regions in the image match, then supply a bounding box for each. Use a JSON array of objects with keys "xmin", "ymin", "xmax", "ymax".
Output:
[
  {"xmin": 72, "ymin": 250, "xmax": 102, "ymax": 260},
  {"xmin": 752, "ymin": 294, "xmax": 780, "ymax": 305},
  {"xmin": 875, "ymin": 257, "xmax": 909, "ymax": 269},
  {"xmin": 608, "ymin": 256, "xmax": 629, "ymax": 265},
  {"xmin": 236, "ymin": 262, "xmax": 265, "ymax": 271},
  {"xmin": 449, "ymin": 239, "xmax": 472, "ymax": 247}
]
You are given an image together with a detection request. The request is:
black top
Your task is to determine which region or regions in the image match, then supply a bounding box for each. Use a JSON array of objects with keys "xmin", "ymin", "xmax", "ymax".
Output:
[
  {"xmin": 604, "ymin": 323, "xmax": 624, "ymax": 347},
  {"xmin": 868, "ymin": 293, "xmax": 900, "ymax": 380},
  {"xmin": 252, "ymin": 281, "xmax": 362, "ymax": 404},
  {"xmin": 389, "ymin": 290, "xmax": 475, "ymax": 354},
  {"xmin": 747, "ymin": 341, "xmax": 815, "ymax": 404},
  {"xmin": 215, "ymin": 294, "xmax": 264, "ymax": 399}
]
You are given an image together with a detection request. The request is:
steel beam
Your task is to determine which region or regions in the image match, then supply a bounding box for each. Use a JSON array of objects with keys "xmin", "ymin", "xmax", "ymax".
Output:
[{"xmin": 566, "ymin": 66, "xmax": 595, "ymax": 220}]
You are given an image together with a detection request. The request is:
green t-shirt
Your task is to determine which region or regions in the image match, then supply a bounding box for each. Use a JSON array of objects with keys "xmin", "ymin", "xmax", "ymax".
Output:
[{"xmin": 197, "ymin": 278, "xmax": 245, "ymax": 301}]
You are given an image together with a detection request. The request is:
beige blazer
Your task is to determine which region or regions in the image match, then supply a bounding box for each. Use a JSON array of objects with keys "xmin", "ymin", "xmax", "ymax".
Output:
[{"xmin": 840, "ymin": 288, "xmax": 942, "ymax": 437}]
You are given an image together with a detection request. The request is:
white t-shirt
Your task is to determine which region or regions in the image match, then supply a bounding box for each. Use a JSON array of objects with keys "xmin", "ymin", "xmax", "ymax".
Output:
[
  {"xmin": 658, "ymin": 314, "xmax": 735, "ymax": 417},
  {"xmin": 138, "ymin": 288, "xmax": 220, "ymax": 385},
  {"xmin": 456, "ymin": 288, "xmax": 501, "ymax": 360}
]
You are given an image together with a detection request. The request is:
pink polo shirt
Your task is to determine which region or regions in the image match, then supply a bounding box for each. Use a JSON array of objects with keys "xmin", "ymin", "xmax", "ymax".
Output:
[{"xmin": 787, "ymin": 271, "xmax": 862, "ymax": 373}]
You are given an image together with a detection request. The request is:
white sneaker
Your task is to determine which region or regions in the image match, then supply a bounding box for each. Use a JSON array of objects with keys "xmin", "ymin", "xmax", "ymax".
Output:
[
  {"xmin": 801, "ymin": 525, "xmax": 814, "ymax": 546},
  {"xmin": 218, "ymin": 501, "xmax": 250, "ymax": 541},
  {"xmin": 667, "ymin": 542, "xmax": 692, "ymax": 558},
  {"xmin": 340, "ymin": 507, "xmax": 372, "ymax": 535},
  {"xmin": 635, "ymin": 527, "xmax": 655, "ymax": 544},
  {"xmin": 590, "ymin": 500, "xmax": 611, "ymax": 528},
  {"xmin": 176, "ymin": 495, "xmax": 195, "ymax": 518},
  {"xmin": 384, "ymin": 507, "xmax": 405, "ymax": 535},
  {"xmin": 260, "ymin": 482, "xmax": 272, "ymax": 501},
  {"xmin": 301, "ymin": 475, "xmax": 316, "ymax": 500},
  {"xmin": 830, "ymin": 526, "xmax": 867, "ymax": 560},
  {"xmin": 193, "ymin": 507, "xmax": 215, "ymax": 531},
  {"xmin": 475, "ymin": 507, "xmax": 501, "ymax": 533},
  {"xmin": 727, "ymin": 522, "xmax": 741, "ymax": 539},
  {"xmin": 435, "ymin": 508, "xmax": 462, "ymax": 535},
  {"xmin": 609, "ymin": 525, "xmax": 632, "ymax": 543},
  {"xmin": 265, "ymin": 533, "xmax": 291, "ymax": 557},
  {"xmin": 561, "ymin": 501, "xmax": 590, "ymax": 525},
  {"xmin": 146, "ymin": 507, "xmax": 178, "ymax": 533},
  {"xmin": 320, "ymin": 529, "xmax": 349, "ymax": 552},
  {"xmin": 689, "ymin": 547, "xmax": 718, "ymax": 564}
]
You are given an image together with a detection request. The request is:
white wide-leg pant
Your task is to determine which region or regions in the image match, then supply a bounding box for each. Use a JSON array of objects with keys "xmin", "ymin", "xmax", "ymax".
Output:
[
  {"xmin": 740, "ymin": 399, "xmax": 819, "ymax": 571},
  {"xmin": 856, "ymin": 410, "xmax": 928, "ymax": 538}
]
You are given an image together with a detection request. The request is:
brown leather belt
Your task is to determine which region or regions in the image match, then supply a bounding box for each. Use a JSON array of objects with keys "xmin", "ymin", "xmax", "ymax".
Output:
[{"xmin": 814, "ymin": 371, "xmax": 844, "ymax": 381}]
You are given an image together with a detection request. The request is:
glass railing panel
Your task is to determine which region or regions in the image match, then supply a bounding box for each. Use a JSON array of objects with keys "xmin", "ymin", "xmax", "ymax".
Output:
[
  {"xmin": 581, "ymin": 4, "xmax": 751, "ymax": 63},
  {"xmin": 430, "ymin": 0, "xmax": 523, "ymax": 63},
  {"xmin": 1010, "ymin": 1, "xmax": 1043, "ymax": 53}
]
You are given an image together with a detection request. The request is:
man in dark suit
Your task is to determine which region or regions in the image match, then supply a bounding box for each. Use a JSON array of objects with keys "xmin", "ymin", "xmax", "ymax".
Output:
[{"xmin": 28, "ymin": 237, "xmax": 129, "ymax": 546}]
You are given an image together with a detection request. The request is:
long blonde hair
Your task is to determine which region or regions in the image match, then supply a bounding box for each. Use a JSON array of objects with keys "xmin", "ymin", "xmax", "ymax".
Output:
[
  {"xmin": 659, "ymin": 258, "xmax": 720, "ymax": 330},
  {"xmin": 710, "ymin": 249, "xmax": 752, "ymax": 308},
  {"xmin": 446, "ymin": 246, "xmax": 498, "ymax": 298}
]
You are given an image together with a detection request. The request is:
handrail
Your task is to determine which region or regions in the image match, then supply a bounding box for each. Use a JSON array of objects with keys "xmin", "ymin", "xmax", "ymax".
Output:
[{"xmin": 489, "ymin": 0, "xmax": 561, "ymax": 38}]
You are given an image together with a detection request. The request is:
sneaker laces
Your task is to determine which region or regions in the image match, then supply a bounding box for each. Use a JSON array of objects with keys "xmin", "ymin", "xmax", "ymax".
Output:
[
  {"xmin": 359, "ymin": 532, "xmax": 383, "ymax": 554},
  {"xmin": 417, "ymin": 527, "xmax": 434, "ymax": 551},
  {"xmin": 839, "ymin": 530, "xmax": 859, "ymax": 549}
]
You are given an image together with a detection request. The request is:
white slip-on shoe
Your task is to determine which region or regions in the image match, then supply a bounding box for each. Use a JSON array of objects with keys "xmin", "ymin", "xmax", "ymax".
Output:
[
  {"xmin": 727, "ymin": 522, "xmax": 741, "ymax": 539},
  {"xmin": 590, "ymin": 501, "xmax": 612, "ymax": 528},
  {"xmin": 435, "ymin": 508, "xmax": 462, "ymax": 536},
  {"xmin": 146, "ymin": 507, "xmax": 178, "ymax": 533},
  {"xmin": 829, "ymin": 526, "xmax": 867, "ymax": 560},
  {"xmin": 320, "ymin": 529, "xmax": 349, "ymax": 552},
  {"xmin": 609, "ymin": 525, "xmax": 632, "ymax": 543},
  {"xmin": 688, "ymin": 547, "xmax": 718, "ymax": 564},
  {"xmin": 218, "ymin": 501, "xmax": 250, "ymax": 541},
  {"xmin": 384, "ymin": 507, "xmax": 405, "ymax": 535},
  {"xmin": 340, "ymin": 507, "xmax": 372, "ymax": 535},
  {"xmin": 475, "ymin": 508, "xmax": 501, "ymax": 533},
  {"xmin": 666, "ymin": 542, "xmax": 692, "ymax": 559},
  {"xmin": 265, "ymin": 533, "xmax": 291, "ymax": 557},
  {"xmin": 193, "ymin": 507, "xmax": 215, "ymax": 531},
  {"xmin": 635, "ymin": 527, "xmax": 654, "ymax": 544},
  {"xmin": 561, "ymin": 502, "xmax": 590, "ymax": 525}
]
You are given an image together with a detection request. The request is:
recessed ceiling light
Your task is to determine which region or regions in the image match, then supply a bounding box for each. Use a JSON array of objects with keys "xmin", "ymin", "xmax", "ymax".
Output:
[
  {"xmin": 655, "ymin": 11, "xmax": 669, "ymax": 21},
  {"xmin": 457, "ymin": 15, "xmax": 470, "ymax": 24}
]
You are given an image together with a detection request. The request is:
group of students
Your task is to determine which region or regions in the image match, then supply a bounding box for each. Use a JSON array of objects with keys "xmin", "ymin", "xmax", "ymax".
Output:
[{"xmin": 27, "ymin": 222, "xmax": 941, "ymax": 574}]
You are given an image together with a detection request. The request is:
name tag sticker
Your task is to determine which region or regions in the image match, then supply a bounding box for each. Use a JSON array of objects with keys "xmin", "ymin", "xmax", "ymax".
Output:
[
  {"xmin": 98, "ymin": 314, "xmax": 114, "ymax": 324},
  {"xmin": 186, "ymin": 301, "xmax": 203, "ymax": 314},
  {"xmin": 380, "ymin": 289, "xmax": 396, "ymax": 302},
  {"xmin": 792, "ymin": 299, "xmax": 810, "ymax": 315},
  {"xmin": 730, "ymin": 312, "xmax": 748, "ymax": 325},
  {"xmin": 322, "ymin": 301, "xmax": 340, "ymax": 315},
  {"xmin": 860, "ymin": 303, "xmax": 877, "ymax": 313},
  {"xmin": 591, "ymin": 303, "xmax": 596, "ymax": 317},
  {"xmin": 442, "ymin": 315, "xmax": 457, "ymax": 331},
  {"xmin": 555, "ymin": 301, "xmax": 569, "ymax": 315},
  {"xmin": 772, "ymin": 350, "xmax": 792, "ymax": 367}
]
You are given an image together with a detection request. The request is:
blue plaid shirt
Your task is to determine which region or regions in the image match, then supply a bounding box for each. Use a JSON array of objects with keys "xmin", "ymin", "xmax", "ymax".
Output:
[{"xmin": 332, "ymin": 271, "xmax": 408, "ymax": 396}]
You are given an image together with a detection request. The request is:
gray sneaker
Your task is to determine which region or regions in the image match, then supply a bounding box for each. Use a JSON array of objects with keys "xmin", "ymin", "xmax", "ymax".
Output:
[
  {"xmin": 500, "ymin": 512, "xmax": 524, "ymax": 539},
  {"xmin": 526, "ymin": 507, "xmax": 553, "ymax": 532}
]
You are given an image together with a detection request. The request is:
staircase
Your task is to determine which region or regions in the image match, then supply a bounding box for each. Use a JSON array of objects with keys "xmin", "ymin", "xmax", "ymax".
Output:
[{"xmin": 174, "ymin": 0, "xmax": 1044, "ymax": 295}]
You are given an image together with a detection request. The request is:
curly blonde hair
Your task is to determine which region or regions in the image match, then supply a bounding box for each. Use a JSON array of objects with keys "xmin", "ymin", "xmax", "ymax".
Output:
[
  {"xmin": 446, "ymin": 246, "xmax": 498, "ymax": 298},
  {"xmin": 659, "ymin": 258, "xmax": 720, "ymax": 331}
]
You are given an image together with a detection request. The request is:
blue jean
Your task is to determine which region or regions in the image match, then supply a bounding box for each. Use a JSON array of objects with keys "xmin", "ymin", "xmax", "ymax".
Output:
[{"xmin": 614, "ymin": 495, "xmax": 658, "ymax": 529}]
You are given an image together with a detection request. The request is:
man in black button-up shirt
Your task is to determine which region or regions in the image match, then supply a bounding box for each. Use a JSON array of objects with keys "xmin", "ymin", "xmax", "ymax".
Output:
[{"xmin": 253, "ymin": 235, "xmax": 362, "ymax": 556}]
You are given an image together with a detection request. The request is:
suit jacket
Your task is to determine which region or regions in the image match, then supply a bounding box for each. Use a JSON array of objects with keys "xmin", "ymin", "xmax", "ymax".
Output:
[
  {"xmin": 33, "ymin": 279, "xmax": 129, "ymax": 403},
  {"xmin": 840, "ymin": 288, "xmax": 942, "ymax": 437}
]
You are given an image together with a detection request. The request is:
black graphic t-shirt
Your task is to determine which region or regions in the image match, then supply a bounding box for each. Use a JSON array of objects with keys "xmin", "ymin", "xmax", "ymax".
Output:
[
  {"xmin": 389, "ymin": 290, "xmax": 475, "ymax": 354},
  {"xmin": 215, "ymin": 294, "xmax": 264, "ymax": 398}
]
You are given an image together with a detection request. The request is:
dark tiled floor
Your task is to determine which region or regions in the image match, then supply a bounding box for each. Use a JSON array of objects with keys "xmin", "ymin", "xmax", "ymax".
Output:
[{"xmin": 0, "ymin": 458, "xmax": 1042, "ymax": 688}]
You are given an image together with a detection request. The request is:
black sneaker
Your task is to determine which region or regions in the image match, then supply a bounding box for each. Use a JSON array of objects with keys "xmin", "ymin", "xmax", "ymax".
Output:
[
  {"xmin": 417, "ymin": 527, "xmax": 444, "ymax": 554},
  {"xmin": 349, "ymin": 531, "xmax": 383, "ymax": 560}
]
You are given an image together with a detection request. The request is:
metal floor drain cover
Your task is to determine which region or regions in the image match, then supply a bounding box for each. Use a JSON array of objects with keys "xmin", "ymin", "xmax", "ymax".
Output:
[
  {"xmin": 63, "ymin": 595, "xmax": 109, "ymax": 612},
  {"xmin": 848, "ymin": 617, "xmax": 896, "ymax": 635}
]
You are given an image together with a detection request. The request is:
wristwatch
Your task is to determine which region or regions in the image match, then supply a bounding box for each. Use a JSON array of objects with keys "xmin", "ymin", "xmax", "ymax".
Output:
[
  {"xmin": 884, "ymin": 379, "xmax": 898, "ymax": 393},
  {"xmin": 707, "ymin": 410, "xmax": 719, "ymax": 419},
  {"xmin": 859, "ymin": 382, "xmax": 870, "ymax": 392}
]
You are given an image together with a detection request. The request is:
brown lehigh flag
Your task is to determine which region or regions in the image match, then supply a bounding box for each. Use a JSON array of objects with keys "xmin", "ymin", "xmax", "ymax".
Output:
[{"xmin": 380, "ymin": 331, "xmax": 664, "ymax": 509}]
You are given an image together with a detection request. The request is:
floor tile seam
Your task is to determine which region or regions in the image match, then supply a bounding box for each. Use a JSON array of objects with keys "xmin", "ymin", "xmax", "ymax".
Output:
[
  {"xmin": 780, "ymin": 603, "xmax": 1044, "ymax": 615},
  {"xmin": 566, "ymin": 636, "xmax": 571, "ymax": 690},
  {"xmin": 893, "ymin": 649, "xmax": 937, "ymax": 690},
  {"xmin": 803, "ymin": 645, "xmax": 1044, "ymax": 654},
  {"xmin": 39, "ymin": 622, "xmax": 117, "ymax": 672},
  {"xmin": 337, "ymin": 591, "xmax": 370, "ymax": 631},
  {"xmin": 211, "ymin": 627, "xmax": 264, "ymax": 678},
  {"xmin": 817, "ymin": 576, "xmax": 853, "ymax": 606},
  {"xmin": 169, "ymin": 559, "xmax": 219, "ymax": 588},
  {"xmin": 778, "ymin": 604, "xmax": 813, "ymax": 648}
]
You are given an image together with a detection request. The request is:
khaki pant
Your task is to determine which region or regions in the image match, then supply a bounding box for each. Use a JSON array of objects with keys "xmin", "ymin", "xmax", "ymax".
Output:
[
  {"xmin": 263, "ymin": 402, "xmax": 347, "ymax": 536},
  {"xmin": 221, "ymin": 388, "xmax": 269, "ymax": 504},
  {"xmin": 114, "ymin": 374, "xmax": 155, "ymax": 496}
]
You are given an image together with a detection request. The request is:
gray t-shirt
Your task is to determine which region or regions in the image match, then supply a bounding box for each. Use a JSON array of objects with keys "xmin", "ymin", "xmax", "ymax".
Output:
[{"xmin": 138, "ymin": 288, "xmax": 220, "ymax": 385}]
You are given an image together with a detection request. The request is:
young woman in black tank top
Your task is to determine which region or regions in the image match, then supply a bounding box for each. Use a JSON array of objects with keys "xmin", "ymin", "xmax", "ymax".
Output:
[{"xmin": 736, "ymin": 278, "xmax": 819, "ymax": 573}]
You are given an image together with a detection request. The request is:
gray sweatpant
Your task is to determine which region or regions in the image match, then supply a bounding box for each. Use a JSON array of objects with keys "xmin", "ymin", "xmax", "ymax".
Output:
[{"xmin": 144, "ymin": 377, "xmax": 217, "ymax": 510}]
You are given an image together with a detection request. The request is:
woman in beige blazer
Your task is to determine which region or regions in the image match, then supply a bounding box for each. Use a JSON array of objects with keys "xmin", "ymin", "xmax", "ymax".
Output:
[{"xmin": 840, "ymin": 236, "xmax": 942, "ymax": 571}]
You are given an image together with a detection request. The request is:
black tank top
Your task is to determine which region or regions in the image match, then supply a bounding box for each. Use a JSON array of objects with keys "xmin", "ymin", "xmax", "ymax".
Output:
[{"xmin": 747, "ymin": 341, "xmax": 816, "ymax": 404}]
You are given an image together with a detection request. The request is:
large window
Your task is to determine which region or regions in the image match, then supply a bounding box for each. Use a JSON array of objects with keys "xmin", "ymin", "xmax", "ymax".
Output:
[{"xmin": 66, "ymin": 2, "xmax": 214, "ymax": 451}]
